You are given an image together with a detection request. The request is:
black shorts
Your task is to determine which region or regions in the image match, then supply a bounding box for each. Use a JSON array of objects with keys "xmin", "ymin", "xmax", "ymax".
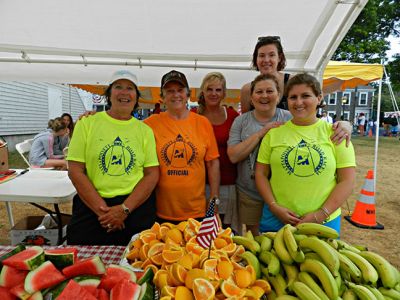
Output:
[{"xmin": 67, "ymin": 192, "xmax": 156, "ymax": 246}]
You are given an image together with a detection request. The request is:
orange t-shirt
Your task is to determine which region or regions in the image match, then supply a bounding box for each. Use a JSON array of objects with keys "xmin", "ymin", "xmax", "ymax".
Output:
[{"xmin": 144, "ymin": 111, "xmax": 219, "ymax": 220}]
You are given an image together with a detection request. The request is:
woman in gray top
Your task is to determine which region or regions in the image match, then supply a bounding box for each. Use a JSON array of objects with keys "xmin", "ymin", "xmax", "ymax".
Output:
[
  {"xmin": 29, "ymin": 117, "xmax": 68, "ymax": 169},
  {"xmin": 228, "ymin": 74, "xmax": 291, "ymax": 235}
]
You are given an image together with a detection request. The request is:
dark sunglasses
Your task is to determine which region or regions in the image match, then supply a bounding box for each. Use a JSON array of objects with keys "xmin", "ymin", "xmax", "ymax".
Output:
[{"xmin": 257, "ymin": 36, "xmax": 281, "ymax": 43}]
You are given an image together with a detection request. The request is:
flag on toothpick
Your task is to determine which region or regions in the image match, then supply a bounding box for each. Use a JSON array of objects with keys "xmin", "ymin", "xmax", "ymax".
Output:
[{"xmin": 196, "ymin": 198, "xmax": 219, "ymax": 249}]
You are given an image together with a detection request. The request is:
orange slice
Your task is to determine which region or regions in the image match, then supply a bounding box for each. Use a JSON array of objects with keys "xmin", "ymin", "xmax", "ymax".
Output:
[
  {"xmin": 252, "ymin": 279, "xmax": 272, "ymax": 293},
  {"xmin": 184, "ymin": 268, "xmax": 207, "ymax": 290},
  {"xmin": 175, "ymin": 286, "xmax": 194, "ymax": 300},
  {"xmin": 217, "ymin": 260, "xmax": 233, "ymax": 280},
  {"xmin": 150, "ymin": 222, "xmax": 161, "ymax": 234},
  {"xmin": 177, "ymin": 221, "xmax": 188, "ymax": 232},
  {"xmin": 213, "ymin": 238, "xmax": 228, "ymax": 249},
  {"xmin": 125, "ymin": 248, "xmax": 140, "ymax": 261},
  {"xmin": 234, "ymin": 269, "xmax": 252, "ymax": 288},
  {"xmin": 171, "ymin": 263, "xmax": 188, "ymax": 284},
  {"xmin": 220, "ymin": 280, "xmax": 245, "ymax": 298},
  {"xmin": 162, "ymin": 248, "xmax": 185, "ymax": 264},
  {"xmin": 161, "ymin": 286, "xmax": 177, "ymax": 298},
  {"xmin": 202, "ymin": 258, "xmax": 219, "ymax": 280},
  {"xmin": 222, "ymin": 242, "xmax": 237, "ymax": 256},
  {"xmin": 150, "ymin": 253, "xmax": 164, "ymax": 266},
  {"xmin": 131, "ymin": 238, "xmax": 143, "ymax": 249},
  {"xmin": 154, "ymin": 269, "xmax": 169, "ymax": 288},
  {"xmin": 140, "ymin": 231, "xmax": 157, "ymax": 244},
  {"xmin": 166, "ymin": 228, "xmax": 184, "ymax": 245},
  {"xmin": 139, "ymin": 243, "xmax": 150, "ymax": 261},
  {"xmin": 193, "ymin": 278, "xmax": 215, "ymax": 300},
  {"xmin": 178, "ymin": 254, "xmax": 193, "ymax": 270},
  {"xmin": 148, "ymin": 242, "xmax": 165, "ymax": 256}
]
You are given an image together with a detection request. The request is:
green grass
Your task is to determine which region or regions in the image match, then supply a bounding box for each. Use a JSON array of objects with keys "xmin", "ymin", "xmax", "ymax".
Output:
[{"xmin": 8, "ymin": 151, "xmax": 31, "ymax": 169}]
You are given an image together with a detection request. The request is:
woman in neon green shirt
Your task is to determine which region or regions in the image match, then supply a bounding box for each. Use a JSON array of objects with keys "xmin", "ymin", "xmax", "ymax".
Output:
[{"xmin": 255, "ymin": 73, "xmax": 356, "ymax": 234}]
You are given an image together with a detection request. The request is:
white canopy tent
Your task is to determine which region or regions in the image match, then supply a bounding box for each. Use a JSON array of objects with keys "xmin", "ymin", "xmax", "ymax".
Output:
[{"xmin": 0, "ymin": 0, "xmax": 368, "ymax": 88}]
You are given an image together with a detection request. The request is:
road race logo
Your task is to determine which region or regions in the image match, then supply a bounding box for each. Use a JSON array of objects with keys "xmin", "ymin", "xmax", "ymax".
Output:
[
  {"xmin": 281, "ymin": 139, "xmax": 326, "ymax": 177},
  {"xmin": 161, "ymin": 134, "xmax": 198, "ymax": 175},
  {"xmin": 98, "ymin": 136, "xmax": 135, "ymax": 175}
]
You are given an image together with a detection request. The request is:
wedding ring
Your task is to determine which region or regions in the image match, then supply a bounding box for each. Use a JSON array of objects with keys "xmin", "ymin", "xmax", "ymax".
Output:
[{"xmin": 107, "ymin": 224, "xmax": 112, "ymax": 229}]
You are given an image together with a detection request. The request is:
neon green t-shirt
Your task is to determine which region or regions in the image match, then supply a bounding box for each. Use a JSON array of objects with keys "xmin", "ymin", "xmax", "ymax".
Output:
[
  {"xmin": 67, "ymin": 112, "xmax": 159, "ymax": 198},
  {"xmin": 257, "ymin": 119, "xmax": 356, "ymax": 220}
]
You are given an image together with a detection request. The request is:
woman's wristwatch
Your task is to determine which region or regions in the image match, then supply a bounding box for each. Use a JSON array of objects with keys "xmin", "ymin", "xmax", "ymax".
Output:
[{"xmin": 121, "ymin": 203, "xmax": 130, "ymax": 215}]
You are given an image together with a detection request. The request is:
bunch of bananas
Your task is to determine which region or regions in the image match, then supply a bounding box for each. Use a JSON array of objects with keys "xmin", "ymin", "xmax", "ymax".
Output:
[{"xmin": 233, "ymin": 223, "xmax": 400, "ymax": 300}]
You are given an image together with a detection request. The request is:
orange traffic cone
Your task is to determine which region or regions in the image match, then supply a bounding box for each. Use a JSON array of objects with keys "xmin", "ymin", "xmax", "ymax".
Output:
[
  {"xmin": 368, "ymin": 128, "xmax": 373, "ymax": 137},
  {"xmin": 344, "ymin": 170, "xmax": 384, "ymax": 229}
]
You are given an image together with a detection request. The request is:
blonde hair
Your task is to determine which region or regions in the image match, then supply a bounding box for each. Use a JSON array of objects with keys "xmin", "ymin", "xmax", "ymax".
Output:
[{"xmin": 197, "ymin": 72, "xmax": 227, "ymax": 115}]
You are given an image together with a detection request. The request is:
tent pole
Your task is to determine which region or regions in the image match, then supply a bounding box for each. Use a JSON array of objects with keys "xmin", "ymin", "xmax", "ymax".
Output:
[{"xmin": 373, "ymin": 62, "xmax": 384, "ymax": 192}]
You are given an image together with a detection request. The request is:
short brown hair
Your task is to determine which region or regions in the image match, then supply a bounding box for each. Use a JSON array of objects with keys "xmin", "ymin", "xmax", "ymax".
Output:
[{"xmin": 285, "ymin": 73, "xmax": 325, "ymax": 108}]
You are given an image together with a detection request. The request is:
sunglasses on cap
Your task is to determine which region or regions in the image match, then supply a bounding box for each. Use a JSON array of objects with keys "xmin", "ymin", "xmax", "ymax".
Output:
[
  {"xmin": 257, "ymin": 36, "xmax": 281, "ymax": 43},
  {"xmin": 161, "ymin": 70, "xmax": 189, "ymax": 89}
]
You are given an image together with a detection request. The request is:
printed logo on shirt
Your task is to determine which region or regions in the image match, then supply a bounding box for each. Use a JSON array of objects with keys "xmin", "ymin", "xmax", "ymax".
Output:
[
  {"xmin": 281, "ymin": 139, "xmax": 326, "ymax": 177},
  {"xmin": 161, "ymin": 134, "xmax": 197, "ymax": 175},
  {"xmin": 98, "ymin": 136, "xmax": 136, "ymax": 176}
]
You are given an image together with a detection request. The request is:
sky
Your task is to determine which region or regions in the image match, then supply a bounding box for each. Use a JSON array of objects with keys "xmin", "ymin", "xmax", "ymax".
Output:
[{"xmin": 387, "ymin": 36, "xmax": 400, "ymax": 59}]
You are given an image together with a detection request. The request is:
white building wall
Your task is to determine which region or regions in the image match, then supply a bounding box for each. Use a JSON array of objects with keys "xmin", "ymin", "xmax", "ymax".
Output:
[{"xmin": 0, "ymin": 82, "xmax": 86, "ymax": 149}]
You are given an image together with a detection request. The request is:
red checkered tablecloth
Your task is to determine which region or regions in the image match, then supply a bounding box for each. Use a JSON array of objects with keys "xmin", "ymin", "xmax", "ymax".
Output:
[{"xmin": 0, "ymin": 245, "xmax": 126, "ymax": 266}]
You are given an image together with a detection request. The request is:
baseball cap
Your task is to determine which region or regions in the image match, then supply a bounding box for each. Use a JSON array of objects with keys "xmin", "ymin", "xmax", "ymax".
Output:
[
  {"xmin": 108, "ymin": 70, "xmax": 138, "ymax": 86},
  {"xmin": 161, "ymin": 70, "xmax": 189, "ymax": 89}
]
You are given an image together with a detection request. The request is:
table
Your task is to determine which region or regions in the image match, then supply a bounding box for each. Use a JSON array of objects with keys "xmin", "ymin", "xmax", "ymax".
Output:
[
  {"xmin": 0, "ymin": 169, "xmax": 76, "ymax": 244},
  {"xmin": 0, "ymin": 245, "xmax": 126, "ymax": 266}
]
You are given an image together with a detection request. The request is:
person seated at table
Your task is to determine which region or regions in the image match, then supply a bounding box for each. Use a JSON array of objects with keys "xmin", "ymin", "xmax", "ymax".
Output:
[
  {"xmin": 66, "ymin": 70, "xmax": 159, "ymax": 245},
  {"xmin": 144, "ymin": 70, "xmax": 220, "ymax": 224},
  {"xmin": 29, "ymin": 117, "xmax": 68, "ymax": 170},
  {"xmin": 255, "ymin": 73, "xmax": 356, "ymax": 234}
]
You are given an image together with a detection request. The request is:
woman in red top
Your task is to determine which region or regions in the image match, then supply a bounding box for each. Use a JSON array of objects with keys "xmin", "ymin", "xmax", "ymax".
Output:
[{"xmin": 196, "ymin": 72, "xmax": 240, "ymax": 232}]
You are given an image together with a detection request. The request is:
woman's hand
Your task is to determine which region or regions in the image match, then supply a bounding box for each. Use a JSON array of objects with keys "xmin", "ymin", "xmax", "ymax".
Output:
[
  {"xmin": 270, "ymin": 204, "xmax": 302, "ymax": 226},
  {"xmin": 331, "ymin": 121, "xmax": 351, "ymax": 146},
  {"xmin": 258, "ymin": 121, "xmax": 284, "ymax": 139},
  {"xmin": 298, "ymin": 210, "xmax": 324, "ymax": 224},
  {"xmin": 78, "ymin": 110, "xmax": 97, "ymax": 121},
  {"xmin": 98, "ymin": 205, "xmax": 127, "ymax": 232}
]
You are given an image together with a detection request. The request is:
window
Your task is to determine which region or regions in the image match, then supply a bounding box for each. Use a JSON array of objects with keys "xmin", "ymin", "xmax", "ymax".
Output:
[
  {"xmin": 343, "ymin": 111, "xmax": 350, "ymax": 121},
  {"xmin": 342, "ymin": 92, "xmax": 351, "ymax": 105},
  {"xmin": 359, "ymin": 92, "xmax": 368, "ymax": 105},
  {"xmin": 328, "ymin": 93, "xmax": 337, "ymax": 105},
  {"xmin": 328, "ymin": 111, "xmax": 336, "ymax": 118}
]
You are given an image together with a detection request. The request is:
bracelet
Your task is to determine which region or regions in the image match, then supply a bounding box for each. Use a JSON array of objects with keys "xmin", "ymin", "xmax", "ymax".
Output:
[
  {"xmin": 269, "ymin": 201, "xmax": 277, "ymax": 207},
  {"xmin": 313, "ymin": 213, "xmax": 319, "ymax": 223},
  {"xmin": 320, "ymin": 207, "xmax": 330, "ymax": 218}
]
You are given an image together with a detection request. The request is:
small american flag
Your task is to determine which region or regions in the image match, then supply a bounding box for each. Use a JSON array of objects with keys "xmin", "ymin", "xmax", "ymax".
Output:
[{"xmin": 196, "ymin": 198, "xmax": 219, "ymax": 249}]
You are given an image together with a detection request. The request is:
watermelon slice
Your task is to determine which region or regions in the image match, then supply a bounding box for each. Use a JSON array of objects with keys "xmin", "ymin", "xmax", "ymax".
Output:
[
  {"xmin": 0, "ymin": 265, "xmax": 28, "ymax": 288},
  {"xmin": 95, "ymin": 288, "xmax": 110, "ymax": 300},
  {"xmin": 138, "ymin": 282, "xmax": 154, "ymax": 300},
  {"xmin": 99, "ymin": 264, "xmax": 137, "ymax": 292},
  {"xmin": 74, "ymin": 275, "xmax": 101, "ymax": 295},
  {"xmin": 27, "ymin": 291, "xmax": 43, "ymax": 300},
  {"xmin": 136, "ymin": 268, "xmax": 154, "ymax": 285},
  {"xmin": 24, "ymin": 261, "xmax": 66, "ymax": 294},
  {"xmin": 2, "ymin": 246, "xmax": 44, "ymax": 271},
  {"xmin": 57, "ymin": 279, "xmax": 97, "ymax": 300},
  {"xmin": 41, "ymin": 280, "xmax": 68, "ymax": 300},
  {"xmin": 9, "ymin": 283, "xmax": 30, "ymax": 300},
  {"xmin": 0, "ymin": 286, "xmax": 17, "ymax": 300},
  {"xmin": 62, "ymin": 256, "xmax": 105, "ymax": 278},
  {"xmin": 0, "ymin": 245, "xmax": 26, "ymax": 271},
  {"xmin": 44, "ymin": 247, "xmax": 78, "ymax": 269},
  {"xmin": 110, "ymin": 279, "xmax": 140, "ymax": 300}
]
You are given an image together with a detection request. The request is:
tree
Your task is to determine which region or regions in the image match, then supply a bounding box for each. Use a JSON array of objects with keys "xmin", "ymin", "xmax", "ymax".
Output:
[
  {"xmin": 333, "ymin": 0, "xmax": 400, "ymax": 63},
  {"xmin": 387, "ymin": 54, "xmax": 400, "ymax": 91}
]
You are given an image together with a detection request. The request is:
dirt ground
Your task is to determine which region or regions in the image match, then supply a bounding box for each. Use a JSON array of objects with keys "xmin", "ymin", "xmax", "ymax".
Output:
[{"xmin": 1, "ymin": 137, "xmax": 399, "ymax": 268}]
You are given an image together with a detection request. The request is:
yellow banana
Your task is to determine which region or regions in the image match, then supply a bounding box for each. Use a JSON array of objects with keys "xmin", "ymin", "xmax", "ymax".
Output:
[
  {"xmin": 360, "ymin": 251, "xmax": 399, "ymax": 289},
  {"xmin": 337, "ymin": 240, "xmax": 361, "ymax": 253},
  {"xmin": 337, "ymin": 252, "xmax": 362, "ymax": 283},
  {"xmin": 283, "ymin": 225, "xmax": 305, "ymax": 263},
  {"xmin": 299, "ymin": 237, "xmax": 340, "ymax": 276},
  {"xmin": 295, "ymin": 223, "xmax": 339, "ymax": 239},
  {"xmin": 282, "ymin": 263, "xmax": 299, "ymax": 291},
  {"xmin": 292, "ymin": 281, "xmax": 320, "ymax": 300},
  {"xmin": 259, "ymin": 250, "xmax": 281, "ymax": 276},
  {"xmin": 378, "ymin": 287, "xmax": 400, "ymax": 299},
  {"xmin": 297, "ymin": 271, "xmax": 330, "ymax": 300},
  {"xmin": 275, "ymin": 296, "xmax": 299, "ymax": 300},
  {"xmin": 255, "ymin": 235, "xmax": 273, "ymax": 252},
  {"xmin": 267, "ymin": 289, "xmax": 277, "ymax": 300},
  {"xmin": 304, "ymin": 252, "xmax": 323, "ymax": 262},
  {"xmin": 273, "ymin": 227, "xmax": 293, "ymax": 265},
  {"xmin": 325, "ymin": 238, "xmax": 339, "ymax": 250},
  {"xmin": 245, "ymin": 230, "xmax": 255, "ymax": 240},
  {"xmin": 264, "ymin": 232, "xmax": 277, "ymax": 240},
  {"xmin": 347, "ymin": 282, "xmax": 377, "ymax": 300},
  {"xmin": 342, "ymin": 288, "xmax": 358, "ymax": 300},
  {"xmin": 340, "ymin": 249, "xmax": 378, "ymax": 285},
  {"xmin": 293, "ymin": 234, "xmax": 308, "ymax": 243},
  {"xmin": 363, "ymin": 285, "xmax": 385, "ymax": 300},
  {"xmin": 241, "ymin": 251, "xmax": 261, "ymax": 279},
  {"xmin": 300, "ymin": 259, "xmax": 338, "ymax": 300},
  {"xmin": 267, "ymin": 273, "xmax": 287, "ymax": 297},
  {"xmin": 232, "ymin": 235, "xmax": 261, "ymax": 255}
]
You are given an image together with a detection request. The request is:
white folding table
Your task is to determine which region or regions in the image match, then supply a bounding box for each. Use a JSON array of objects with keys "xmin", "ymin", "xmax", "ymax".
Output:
[{"xmin": 0, "ymin": 169, "xmax": 76, "ymax": 244}]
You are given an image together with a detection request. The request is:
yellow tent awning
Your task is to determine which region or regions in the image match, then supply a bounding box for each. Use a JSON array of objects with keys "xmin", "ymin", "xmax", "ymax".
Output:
[{"xmin": 322, "ymin": 61, "xmax": 384, "ymax": 94}]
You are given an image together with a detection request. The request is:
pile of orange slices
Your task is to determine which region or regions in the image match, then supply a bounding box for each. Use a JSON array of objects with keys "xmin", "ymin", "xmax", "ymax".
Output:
[{"xmin": 125, "ymin": 219, "xmax": 271, "ymax": 299}]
